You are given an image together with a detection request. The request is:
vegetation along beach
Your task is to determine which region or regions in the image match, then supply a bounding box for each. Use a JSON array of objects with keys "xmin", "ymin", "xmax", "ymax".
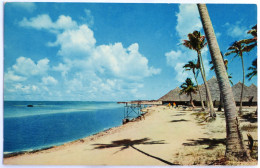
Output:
[{"xmin": 3, "ymin": 2, "xmax": 257, "ymax": 166}]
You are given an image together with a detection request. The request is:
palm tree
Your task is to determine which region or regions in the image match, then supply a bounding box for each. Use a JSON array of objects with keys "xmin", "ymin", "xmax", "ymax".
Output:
[
  {"xmin": 225, "ymin": 41, "xmax": 254, "ymax": 114},
  {"xmin": 246, "ymin": 58, "xmax": 257, "ymax": 81},
  {"xmin": 240, "ymin": 24, "xmax": 257, "ymax": 49},
  {"xmin": 210, "ymin": 52, "xmax": 233, "ymax": 84},
  {"xmin": 197, "ymin": 4, "xmax": 249, "ymax": 161},
  {"xmin": 182, "ymin": 31, "xmax": 216, "ymax": 117},
  {"xmin": 179, "ymin": 78, "xmax": 197, "ymax": 108},
  {"xmin": 209, "ymin": 52, "xmax": 233, "ymax": 111},
  {"xmin": 183, "ymin": 60, "xmax": 205, "ymax": 110}
]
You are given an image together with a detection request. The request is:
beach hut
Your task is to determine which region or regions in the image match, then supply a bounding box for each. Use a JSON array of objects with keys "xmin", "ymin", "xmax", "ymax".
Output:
[{"xmin": 158, "ymin": 76, "xmax": 257, "ymax": 107}]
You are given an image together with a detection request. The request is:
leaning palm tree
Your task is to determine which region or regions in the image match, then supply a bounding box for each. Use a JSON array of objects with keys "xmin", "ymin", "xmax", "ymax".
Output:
[
  {"xmin": 246, "ymin": 58, "xmax": 257, "ymax": 81},
  {"xmin": 225, "ymin": 41, "xmax": 254, "ymax": 114},
  {"xmin": 210, "ymin": 52, "xmax": 233, "ymax": 85},
  {"xmin": 197, "ymin": 4, "xmax": 249, "ymax": 161},
  {"xmin": 209, "ymin": 52, "xmax": 233, "ymax": 111},
  {"xmin": 179, "ymin": 78, "xmax": 197, "ymax": 108},
  {"xmin": 183, "ymin": 60, "xmax": 205, "ymax": 110},
  {"xmin": 182, "ymin": 31, "xmax": 216, "ymax": 117}
]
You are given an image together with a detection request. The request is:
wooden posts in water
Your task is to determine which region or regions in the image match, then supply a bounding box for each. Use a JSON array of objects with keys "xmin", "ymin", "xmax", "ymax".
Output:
[{"xmin": 122, "ymin": 102, "xmax": 145, "ymax": 124}]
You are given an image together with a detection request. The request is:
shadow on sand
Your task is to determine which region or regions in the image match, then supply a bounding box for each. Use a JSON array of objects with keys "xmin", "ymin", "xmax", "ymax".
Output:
[
  {"xmin": 172, "ymin": 114, "xmax": 186, "ymax": 116},
  {"xmin": 170, "ymin": 119, "xmax": 189, "ymax": 122},
  {"xmin": 183, "ymin": 138, "xmax": 226, "ymax": 149},
  {"xmin": 92, "ymin": 138, "xmax": 178, "ymax": 165},
  {"xmin": 241, "ymin": 113, "xmax": 257, "ymax": 123}
]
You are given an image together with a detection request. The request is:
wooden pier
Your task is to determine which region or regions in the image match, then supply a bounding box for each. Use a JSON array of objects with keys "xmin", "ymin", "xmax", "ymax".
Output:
[{"xmin": 117, "ymin": 100, "xmax": 162, "ymax": 124}]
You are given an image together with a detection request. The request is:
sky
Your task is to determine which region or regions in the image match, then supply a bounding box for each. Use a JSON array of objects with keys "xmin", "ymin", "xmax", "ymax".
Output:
[{"xmin": 3, "ymin": 2, "xmax": 257, "ymax": 101}]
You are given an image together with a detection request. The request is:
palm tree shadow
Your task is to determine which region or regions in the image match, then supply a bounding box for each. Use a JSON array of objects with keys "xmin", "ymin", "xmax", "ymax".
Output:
[
  {"xmin": 170, "ymin": 119, "xmax": 189, "ymax": 122},
  {"xmin": 172, "ymin": 114, "xmax": 186, "ymax": 116},
  {"xmin": 241, "ymin": 113, "xmax": 257, "ymax": 123},
  {"xmin": 92, "ymin": 138, "xmax": 178, "ymax": 165},
  {"xmin": 183, "ymin": 138, "xmax": 226, "ymax": 149}
]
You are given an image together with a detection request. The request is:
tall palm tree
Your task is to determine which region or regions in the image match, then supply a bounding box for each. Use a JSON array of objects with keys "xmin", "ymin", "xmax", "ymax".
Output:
[
  {"xmin": 197, "ymin": 4, "xmax": 249, "ymax": 160},
  {"xmin": 179, "ymin": 78, "xmax": 197, "ymax": 108},
  {"xmin": 183, "ymin": 60, "xmax": 205, "ymax": 110},
  {"xmin": 246, "ymin": 58, "xmax": 257, "ymax": 81},
  {"xmin": 209, "ymin": 52, "xmax": 233, "ymax": 111},
  {"xmin": 182, "ymin": 31, "xmax": 216, "ymax": 117},
  {"xmin": 210, "ymin": 52, "xmax": 233, "ymax": 85},
  {"xmin": 225, "ymin": 41, "xmax": 254, "ymax": 114}
]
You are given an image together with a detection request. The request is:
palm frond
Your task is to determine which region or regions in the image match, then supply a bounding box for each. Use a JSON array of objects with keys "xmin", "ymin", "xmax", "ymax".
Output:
[
  {"xmin": 246, "ymin": 58, "xmax": 257, "ymax": 81},
  {"xmin": 243, "ymin": 44, "xmax": 256, "ymax": 52},
  {"xmin": 246, "ymin": 72, "xmax": 257, "ymax": 81},
  {"xmin": 224, "ymin": 50, "xmax": 237, "ymax": 56},
  {"xmin": 179, "ymin": 78, "xmax": 197, "ymax": 95}
]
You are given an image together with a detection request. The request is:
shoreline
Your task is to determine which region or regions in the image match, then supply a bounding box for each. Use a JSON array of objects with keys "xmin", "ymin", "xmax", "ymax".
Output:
[
  {"xmin": 4, "ymin": 106, "xmax": 152, "ymax": 159},
  {"xmin": 4, "ymin": 105, "xmax": 257, "ymax": 165}
]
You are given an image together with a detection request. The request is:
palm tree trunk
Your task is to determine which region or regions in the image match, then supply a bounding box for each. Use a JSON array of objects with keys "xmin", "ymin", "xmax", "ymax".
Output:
[
  {"xmin": 197, "ymin": 4, "xmax": 249, "ymax": 161},
  {"xmin": 218, "ymin": 92, "xmax": 223, "ymax": 111},
  {"xmin": 239, "ymin": 55, "xmax": 245, "ymax": 115},
  {"xmin": 199, "ymin": 53, "xmax": 207, "ymax": 77},
  {"xmin": 193, "ymin": 71, "xmax": 205, "ymax": 110},
  {"xmin": 198, "ymin": 53, "xmax": 216, "ymax": 117},
  {"xmin": 190, "ymin": 93, "xmax": 195, "ymax": 108}
]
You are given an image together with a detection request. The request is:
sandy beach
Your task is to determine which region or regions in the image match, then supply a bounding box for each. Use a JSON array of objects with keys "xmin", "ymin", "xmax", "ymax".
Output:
[{"xmin": 4, "ymin": 105, "xmax": 258, "ymax": 165}]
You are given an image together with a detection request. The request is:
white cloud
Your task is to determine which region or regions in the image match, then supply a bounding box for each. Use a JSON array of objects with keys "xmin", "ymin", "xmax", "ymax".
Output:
[
  {"xmin": 225, "ymin": 21, "xmax": 249, "ymax": 38},
  {"xmin": 4, "ymin": 70, "xmax": 26, "ymax": 82},
  {"xmin": 4, "ymin": 57, "xmax": 51, "ymax": 97},
  {"xmin": 48, "ymin": 25, "xmax": 96, "ymax": 58},
  {"xmin": 19, "ymin": 14, "xmax": 78, "ymax": 32},
  {"xmin": 42, "ymin": 76, "xmax": 58, "ymax": 85},
  {"xmin": 81, "ymin": 9, "xmax": 94, "ymax": 26},
  {"xmin": 91, "ymin": 43, "xmax": 161, "ymax": 80},
  {"xmin": 55, "ymin": 15, "xmax": 78, "ymax": 30},
  {"xmin": 165, "ymin": 50, "xmax": 197, "ymax": 83},
  {"xmin": 165, "ymin": 50, "xmax": 182, "ymax": 65},
  {"xmin": 166, "ymin": 49, "xmax": 211, "ymax": 84},
  {"xmin": 44, "ymin": 14, "xmax": 160, "ymax": 80},
  {"xmin": 13, "ymin": 83, "xmax": 39, "ymax": 93},
  {"xmin": 176, "ymin": 4, "xmax": 202, "ymax": 39},
  {"xmin": 52, "ymin": 63, "xmax": 70, "ymax": 77},
  {"xmin": 6, "ymin": 13, "xmax": 161, "ymax": 101},
  {"xmin": 19, "ymin": 14, "xmax": 53, "ymax": 30},
  {"xmin": 12, "ymin": 57, "xmax": 49, "ymax": 76}
]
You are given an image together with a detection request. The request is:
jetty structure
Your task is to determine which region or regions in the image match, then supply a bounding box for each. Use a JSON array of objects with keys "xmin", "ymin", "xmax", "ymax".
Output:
[
  {"xmin": 117, "ymin": 100, "xmax": 161, "ymax": 124},
  {"xmin": 158, "ymin": 76, "xmax": 257, "ymax": 107}
]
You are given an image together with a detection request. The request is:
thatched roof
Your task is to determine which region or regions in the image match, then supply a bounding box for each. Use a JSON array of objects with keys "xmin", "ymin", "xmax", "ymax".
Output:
[
  {"xmin": 159, "ymin": 87, "xmax": 190, "ymax": 102},
  {"xmin": 232, "ymin": 82, "xmax": 257, "ymax": 102},
  {"xmin": 159, "ymin": 76, "xmax": 257, "ymax": 102},
  {"xmin": 192, "ymin": 76, "xmax": 220, "ymax": 101}
]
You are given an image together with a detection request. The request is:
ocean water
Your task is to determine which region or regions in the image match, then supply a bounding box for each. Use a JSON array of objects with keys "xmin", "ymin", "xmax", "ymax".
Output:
[{"xmin": 4, "ymin": 101, "xmax": 128, "ymax": 154}]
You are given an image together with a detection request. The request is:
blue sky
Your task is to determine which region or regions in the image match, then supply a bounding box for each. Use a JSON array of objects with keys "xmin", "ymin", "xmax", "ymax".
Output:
[{"xmin": 4, "ymin": 3, "xmax": 257, "ymax": 101}]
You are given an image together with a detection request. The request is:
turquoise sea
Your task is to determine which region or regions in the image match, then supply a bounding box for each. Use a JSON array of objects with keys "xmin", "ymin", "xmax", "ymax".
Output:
[{"xmin": 4, "ymin": 101, "xmax": 128, "ymax": 154}]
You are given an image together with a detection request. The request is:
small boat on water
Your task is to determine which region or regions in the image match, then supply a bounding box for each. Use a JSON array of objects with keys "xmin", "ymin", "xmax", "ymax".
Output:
[{"xmin": 27, "ymin": 105, "xmax": 33, "ymax": 107}]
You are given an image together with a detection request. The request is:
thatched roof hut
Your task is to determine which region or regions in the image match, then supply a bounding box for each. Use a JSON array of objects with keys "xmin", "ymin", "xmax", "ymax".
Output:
[
  {"xmin": 158, "ymin": 76, "xmax": 257, "ymax": 105},
  {"xmin": 232, "ymin": 82, "xmax": 257, "ymax": 102},
  {"xmin": 159, "ymin": 87, "xmax": 190, "ymax": 102}
]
